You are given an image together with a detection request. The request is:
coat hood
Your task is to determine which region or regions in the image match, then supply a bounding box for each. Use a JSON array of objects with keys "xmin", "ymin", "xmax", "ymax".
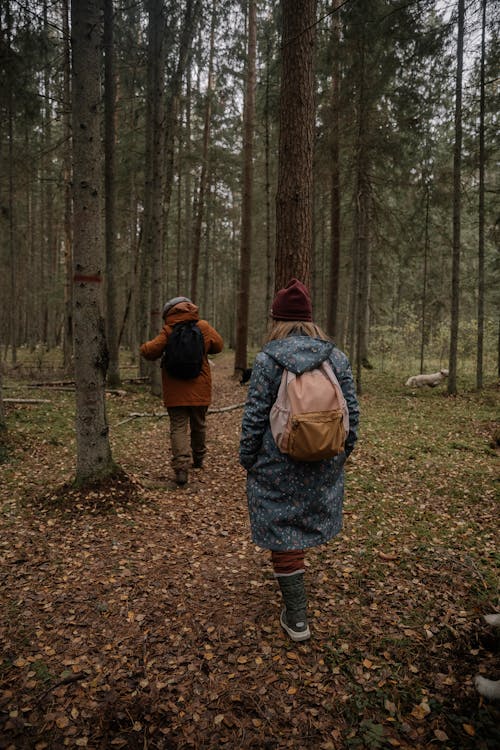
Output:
[
  {"xmin": 164, "ymin": 300, "xmax": 199, "ymax": 327},
  {"xmin": 263, "ymin": 336, "xmax": 334, "ymax": 375}
]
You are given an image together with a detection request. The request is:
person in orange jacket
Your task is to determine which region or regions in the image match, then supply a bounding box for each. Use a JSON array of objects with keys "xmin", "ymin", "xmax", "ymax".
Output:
[{"xmin": 140, "ymin": 296, "xmax": 223, "ymax": 485}]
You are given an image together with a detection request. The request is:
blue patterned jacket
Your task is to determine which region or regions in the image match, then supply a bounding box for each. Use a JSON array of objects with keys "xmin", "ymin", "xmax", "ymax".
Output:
[{"xmin": 239, "ymin": 336, "xmax": 359, "ymax": 551}]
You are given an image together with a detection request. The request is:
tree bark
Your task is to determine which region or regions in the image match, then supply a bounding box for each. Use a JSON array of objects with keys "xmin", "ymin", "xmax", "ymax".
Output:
[
  {"xmin": 234, "ymin": 0, "xmax": 256, "ymax": 373},
  {"xmin": 476, "ymin": 0, "xmax": 486, "ymax": 391},
  {"xmin": 420, "ymin": 187, "xmax": 430, "ymax": 374},
  {"xmin": 275, "ymin": 0, "xmax": 316, "ymax": 292},
  {"xmin": 264, "ymin": 22, "xmax": 274, "ymax": 319},
  {"xmin": 139, "ymin": 0, "xmax": 166, "ymax": 393},
  {"xmin": 6, "ymin": 0, "xmax": 17, "ymax": 365},
  {"xmin": 191, "ymin": 0, "xmax": 216, "ymax": 302},
  {"xmin": 62, "ymin": 0, "xmax": 73, "ymax": 372},
  {"xmin": 327, "ymin": 0, "xmax": 342, "ymax": 339},
  {"xmin": 448, "ymin": 0, "xmax": 464, "ymax": 396},
  {"xmin": 0, "ymin": 359, "xmax": 6, "ymax": 433},
  {"xmin": 71, "ymin": 0, "xmax": 115, "ymax": 484},
  {"xmin": 104, "ymin": 0, "xmax": 121, "ymax": 387}
]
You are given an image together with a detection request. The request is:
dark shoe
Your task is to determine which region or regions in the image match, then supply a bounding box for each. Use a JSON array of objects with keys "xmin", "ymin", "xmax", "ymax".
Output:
[
  {"xmin": 192, "ymin": 458, "xmax": 203, "ymax": 469},
  {"xmin": 277, "ymin": 572, "xmax": 311, "ymax": 642},
  {"xmin": 280, "ymin": 608, "xmax": 311, "ymax": 642},
  {"xmin": 175, "ymin": 469, "xmax": 188, "ymax": 485}
]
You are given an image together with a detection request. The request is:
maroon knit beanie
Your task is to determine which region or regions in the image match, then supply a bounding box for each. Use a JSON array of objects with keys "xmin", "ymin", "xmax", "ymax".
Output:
[{"xmin": 271, "ymin": 278, "xmax": 313, "ymax": 321}]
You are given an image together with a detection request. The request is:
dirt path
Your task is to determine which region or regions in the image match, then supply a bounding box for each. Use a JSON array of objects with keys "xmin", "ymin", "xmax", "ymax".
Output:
[{"xmin": 1, "ymin": 358, "xmax": 498, "ymax": 749}]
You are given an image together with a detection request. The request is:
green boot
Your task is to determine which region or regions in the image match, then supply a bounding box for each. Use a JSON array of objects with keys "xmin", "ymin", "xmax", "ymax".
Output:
[{"xmin": 277, "ymin": 572, "xmax": 311, "ymax": 642}]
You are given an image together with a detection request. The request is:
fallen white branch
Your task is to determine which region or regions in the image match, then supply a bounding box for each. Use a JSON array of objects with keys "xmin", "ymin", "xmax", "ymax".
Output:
[
  {"xmin": 113, "ymin": 402, "xmax": 246, "ymax": 428},
  {"xmin": 209, "ymin": 403, "xmax": 246, "ymax": 413},
  {"xmin": 4, "ymin": 398, "xmax": 52, "ymax": 404}
]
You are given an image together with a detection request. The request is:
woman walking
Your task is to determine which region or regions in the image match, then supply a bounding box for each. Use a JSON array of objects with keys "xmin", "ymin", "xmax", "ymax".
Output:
[{"xmin": 239, "ymin": 279, "xmax": 359, "ymax": 641}]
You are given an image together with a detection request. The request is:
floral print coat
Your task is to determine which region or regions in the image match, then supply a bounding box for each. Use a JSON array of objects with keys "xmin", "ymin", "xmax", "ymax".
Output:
[{"xmin": 239, "ymin": 336, "xmax": 359, "ymax": 551}]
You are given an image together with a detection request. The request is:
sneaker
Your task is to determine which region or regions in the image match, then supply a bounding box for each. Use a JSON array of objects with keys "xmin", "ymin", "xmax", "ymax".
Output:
[
  {"xmin": 192, "ymin": 458, "xmax": 203, "ymax": 469},
  {"xmin": 280, "ymin": 608, "xmax": 311, "ymax": 642},
  {"xmin": 175, "ymin": 469, "xmax": 188, "ymax": 485}
]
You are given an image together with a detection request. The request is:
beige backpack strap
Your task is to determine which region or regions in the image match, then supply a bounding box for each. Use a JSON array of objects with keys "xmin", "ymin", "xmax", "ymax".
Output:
[{"xmin": 320, "ymin": 361, "xmax": 350, "ymax": 434}]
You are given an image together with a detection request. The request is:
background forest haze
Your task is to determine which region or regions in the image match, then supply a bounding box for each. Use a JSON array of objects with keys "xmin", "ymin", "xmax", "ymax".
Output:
[{"xmin": 0, "ymin": 0, "xmax": 498, "ymax": 383}]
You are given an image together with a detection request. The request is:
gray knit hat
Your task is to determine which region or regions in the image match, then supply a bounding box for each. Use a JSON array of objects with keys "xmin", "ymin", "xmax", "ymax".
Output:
[{"xmin": 162, "ymin": 296, "xmax": 192, "ymax": 319}]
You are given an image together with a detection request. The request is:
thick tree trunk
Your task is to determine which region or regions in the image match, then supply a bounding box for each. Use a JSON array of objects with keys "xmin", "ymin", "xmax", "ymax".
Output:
[
  {"xmin": 71, "ymin": 0, "xmax": 115, "ymax": 484},
  {"xmin": 234, "ymin": 0, "xmax": 256, "ymax": 374},
  {"xmin": 448, "ymin": 0, "xmax": 464, "ymax": 396},
  {"xmin": 104, "ymin": 0, "xmax": 121, "ymax": 387},
  {"xmin": 275, "ymin": 0, "xmax": 316, "ymax": 292}
]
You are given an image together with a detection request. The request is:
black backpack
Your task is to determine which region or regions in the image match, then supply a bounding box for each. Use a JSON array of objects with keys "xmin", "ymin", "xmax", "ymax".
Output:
[{"xmin": 161, "ymin": 321, "xmax": 205, "ymax": 379}]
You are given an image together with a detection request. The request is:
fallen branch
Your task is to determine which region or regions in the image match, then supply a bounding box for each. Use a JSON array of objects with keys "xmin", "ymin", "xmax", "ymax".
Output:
[
  {"xmin": 4, "ymin": 398, "xmax": 52, "ymax": 404},
  {"xmin": 114, "ymin": 411, "xmax": 168, "ymax": 427},
  {"xmin": 113, "ymin": 402, "xmax": 246, "ymax": 428},
  {"xmin": 36, "ymin": 672, "xmax": 87, "ymax": 704}
]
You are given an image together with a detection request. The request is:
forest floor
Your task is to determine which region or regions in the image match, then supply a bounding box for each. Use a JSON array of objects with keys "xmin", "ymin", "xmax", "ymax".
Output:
[{"xmin": 0, "ymin": 353, "xmax": 499, "ymax": 750}]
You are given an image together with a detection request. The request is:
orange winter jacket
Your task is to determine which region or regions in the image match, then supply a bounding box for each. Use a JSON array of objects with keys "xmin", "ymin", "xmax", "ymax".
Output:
[{"xmin": 140, "ymin": 301, "xmax": 223, "ymax": 407}]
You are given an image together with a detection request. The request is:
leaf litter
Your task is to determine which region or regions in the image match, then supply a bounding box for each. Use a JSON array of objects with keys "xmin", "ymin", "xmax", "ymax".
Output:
[{"xmin": 0, "ymin": 358, "xmax": 498, "ymax": 749}]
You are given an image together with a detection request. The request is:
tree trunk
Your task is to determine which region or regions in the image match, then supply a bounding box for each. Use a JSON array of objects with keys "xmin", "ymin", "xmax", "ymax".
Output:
[
  {"xmin": 327, "ymin": 0, "xmax": 342, "ymax": 339},
  {"xmin": 350, "ymin": 29, "xmax": 370, "ymax": 391},
  {"xmin": 234, "ymin": 0, "xmax": 256, "ymax": 374},
  {"xmin": 191, "ymin": 0, "xmax": 216, "ymax": 302},
  {"xmin": 104, "ymin": 0, "xmax": 121, "ymax": 387},
  {"xmin": 476, "ymin": 0, "xmax": 486, "ymax": 391},
  {"xmin": 420, "ymin": 187, "xmax": 430, "ymax": 374},
  {"xmin": 43, "ymin": 0, "xmax": 56, "ymax": 352},
  {"xmin": 164, "ymin": 0, "xmax": 198, "ymax": 226},
  {"xmin": 6, "ymin": 0, "xmax": 17, "ymax": 365},
  {"xmin": 0, "ymin": 359, "xmax": 6, "ymax": 433},
  {"xmin": 448, "ymin": 0, "xmax": 464, "ymax": 396},
  {"xmin": 62, "ymin": 0, "xmax": 73, "ymax": 372},
  {"xmin": 149, "ymin": 0, "xmax": 166, "ymax": 397},
  {"xmin": 139, "ymin": 0, "xmax": 166, "ymax": 390},
  {"xmin": 71, "ymin": 0, "xmax": 115, "ymax": 484},
  {"xmin": 264, "ymin": 23, "xmax": 274, "ymax": 319},
  {"xmin": 275, "ymin": 0, "xmax": 316, "ymax": 292}
]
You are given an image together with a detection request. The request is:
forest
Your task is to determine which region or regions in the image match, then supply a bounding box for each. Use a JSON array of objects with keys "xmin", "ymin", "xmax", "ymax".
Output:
[{"xmin": 0, "ymin": 0, "xmax": 499, "ymax": 748}]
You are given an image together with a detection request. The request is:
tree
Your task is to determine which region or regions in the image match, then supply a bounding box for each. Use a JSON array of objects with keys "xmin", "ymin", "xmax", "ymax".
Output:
[
  {"xmin": 62, "ymin": 0, "xmax": 73, "ymax": 371},
  {"xmin": 191, "ymin": 0, "xmax": 216, "ymax": 302},
  {"xmin": 476, "ymin": 0, "xmax": 486, "ymax": 390},
  {"xmin": 234, "ymin": 0, "xmax": 256, "ymax": 374},
  {"xmin": 0, "ymin": 360, "xmax": 5, "ymax": 433},
  {"xmin": 448, "ymin": 0, "xmax": 465, "ymax": 396},
  {"xmin": 71, "ymin": 0, "xmax": 115, "ymax": 483},
  {"xmin": 142, "ymin": 0, "xmax": 166, "ymax": 396},
  {"xmin": 104, "ymin": 0, "xmax": 121, "ymax": 387},
  {"xmin": 326, "ymin": 0, "xmax": 342, "ymax": 340},
  {"xmin": 275, "ymin": 0, "xmax": 316, "ymax": 291}
]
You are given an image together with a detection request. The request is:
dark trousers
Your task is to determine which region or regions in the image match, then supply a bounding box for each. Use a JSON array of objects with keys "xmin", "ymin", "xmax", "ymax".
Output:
[{"xmin": 167, "ymin": 405, "xmax": 208, "ymax": 470}]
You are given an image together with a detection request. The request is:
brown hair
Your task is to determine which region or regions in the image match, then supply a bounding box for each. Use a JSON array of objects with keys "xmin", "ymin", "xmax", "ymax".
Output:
[{"xmin": 265, "ymin": 320, "xmax": 330, "ymax": 343}]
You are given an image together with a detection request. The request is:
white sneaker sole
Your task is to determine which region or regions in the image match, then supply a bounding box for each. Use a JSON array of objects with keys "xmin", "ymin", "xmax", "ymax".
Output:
[{"xmin": 280, "ymin": 609, "xmax": 311, "ymax": 641}]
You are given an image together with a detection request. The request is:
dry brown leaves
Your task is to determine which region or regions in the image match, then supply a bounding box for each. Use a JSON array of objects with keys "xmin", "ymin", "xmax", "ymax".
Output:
[{"xmin": 0, "ymin": 358, "xmax": 498, "ymax": 749}]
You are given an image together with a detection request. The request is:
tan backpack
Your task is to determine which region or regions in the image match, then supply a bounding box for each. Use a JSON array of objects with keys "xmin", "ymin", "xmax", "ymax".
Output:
[{"xmin": 269, "ymin": 361, "xmax": 349, "ymax": 462}]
